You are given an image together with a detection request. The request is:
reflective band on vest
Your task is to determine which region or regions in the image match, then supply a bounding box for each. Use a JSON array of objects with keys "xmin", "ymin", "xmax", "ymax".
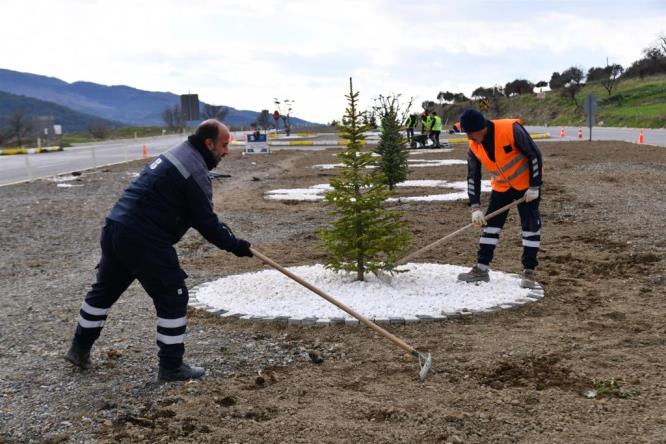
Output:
[{"xmin": 468, "ymin": 119, "xmax": 530, "ymax": 192}]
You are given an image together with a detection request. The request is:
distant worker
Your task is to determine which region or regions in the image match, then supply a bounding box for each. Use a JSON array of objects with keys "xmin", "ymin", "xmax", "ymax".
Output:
[
  {"xmin": 456, "ymin": 109, "xmax": 543, "ymax": 289},
  {"xmin": 450, "ymin": 121, "xmax": 462, "ymax": 134},
  {"xmin": 430, "ymin": 111, "xmax": 443, "ymax": 148},
  {"xmin": 64, "ymin": 119, "xmax": 254, "ymax": 382},
  {"xmin": 420, "ymin": 111, "xmax": 430, "ymax": 135},
  {"xmin": 404, "ymin": 113, "xmax": 419, "ymax": 145}
]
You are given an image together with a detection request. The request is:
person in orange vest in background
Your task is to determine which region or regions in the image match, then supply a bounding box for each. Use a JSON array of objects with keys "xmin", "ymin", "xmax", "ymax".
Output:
[
  {"xmin": 450, "ymin": 121, "xmax": 462, "ymax": 134},
  {"xmin": 456, "ymin": 109, "xmax": 543, "ymax": 289},
  {"xmin": 420, "ymin": 111, "xmax": 430, "ymax": 135}
]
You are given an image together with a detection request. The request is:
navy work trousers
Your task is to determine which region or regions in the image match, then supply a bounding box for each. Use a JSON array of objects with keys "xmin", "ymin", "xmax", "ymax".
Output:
[
  {"xmin": 477, "ymin": 188, "xmax": 541, "ymax": 270},
  {"xmin": 430, "ymin": 130, "xmax": 441, "ymax": 147},
  {"xmin": 406, "ymin": 127, "xmax": 415, "ymax": 143},
  {"xmin": 73, "ymin": 220, "xmax": 189, "ymax": 368}
]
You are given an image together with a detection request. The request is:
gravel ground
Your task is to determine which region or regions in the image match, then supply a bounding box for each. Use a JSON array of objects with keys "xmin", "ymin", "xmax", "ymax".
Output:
[{"xmin": 1, "ymin": 141, "xmax": 665, "ymax": 443}]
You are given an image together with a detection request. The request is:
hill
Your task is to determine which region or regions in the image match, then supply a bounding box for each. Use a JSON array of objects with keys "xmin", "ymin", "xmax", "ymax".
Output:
[
  {"xmin": 438, "ymin": 75, "xmax": 666, "ymax": 128},
  {"xmin": 0, "ymin": 91, "xmax": 120, "ymax": 133},
  {"xmin": 0, "ymin": 68, "xmax": 315, "ymax": 127}
]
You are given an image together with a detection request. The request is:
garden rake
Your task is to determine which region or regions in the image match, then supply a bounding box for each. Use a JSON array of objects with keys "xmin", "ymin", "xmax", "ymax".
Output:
[
  {"xmin": 398, "ymin": 196, "xmax": 527, "ymax": 265},
  {"xmin": 250, "ymin": 247, "xmax": 433, "ymax": 380}
]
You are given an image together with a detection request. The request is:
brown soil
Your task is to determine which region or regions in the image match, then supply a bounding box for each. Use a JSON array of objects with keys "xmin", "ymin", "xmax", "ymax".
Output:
[{"xmin": 1, "ymin": 140, "xmax": 665, "ymax": 443}]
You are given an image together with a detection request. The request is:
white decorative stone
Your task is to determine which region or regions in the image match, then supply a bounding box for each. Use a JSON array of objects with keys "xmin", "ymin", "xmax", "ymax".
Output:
[{"xmin": 189, "ymin": 263, "xmax": 543, "ymax": 326}]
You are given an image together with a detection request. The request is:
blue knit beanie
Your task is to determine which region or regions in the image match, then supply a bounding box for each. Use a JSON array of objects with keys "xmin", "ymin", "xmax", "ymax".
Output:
[{"xmin": 460, "ymin": 109, "xmax": 486, "ymax": 133}]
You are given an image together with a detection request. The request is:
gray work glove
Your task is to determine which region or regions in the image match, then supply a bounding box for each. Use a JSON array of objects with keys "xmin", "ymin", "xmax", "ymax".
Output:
[
  {"xmin": 525, "ymin": 186, "xmax": 540, "ymax": 202},
  {"xmin": 470, "ymin": 204, "xmax": 486, "ymax": 226}
]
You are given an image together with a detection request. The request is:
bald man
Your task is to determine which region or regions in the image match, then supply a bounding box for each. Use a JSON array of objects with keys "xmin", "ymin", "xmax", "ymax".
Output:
[{"xmin": 65, "ymin": 119, "xmax": 253, "ymax": 382}]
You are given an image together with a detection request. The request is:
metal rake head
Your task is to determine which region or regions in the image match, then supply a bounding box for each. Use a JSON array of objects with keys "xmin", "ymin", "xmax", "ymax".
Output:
[{"xmin": 418, "ymin": 353, "xmax": 433, "ymax": 380}]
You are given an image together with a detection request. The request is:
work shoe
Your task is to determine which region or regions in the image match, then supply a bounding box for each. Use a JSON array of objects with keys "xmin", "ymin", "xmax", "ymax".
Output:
[
  {"xmin": 64, "ymin": 339, "xmax": 92, "ymax": 370},
  {"xmin": 520, "ymin": 269, "xmax": 539, "ymax": 289},
  {"xmin": 457, "ymin": 265, "xmax": 490, "ymax": 283},
  {"xmin": 158, "ymin": 363, "xmax": 205, "ymax": 382}
]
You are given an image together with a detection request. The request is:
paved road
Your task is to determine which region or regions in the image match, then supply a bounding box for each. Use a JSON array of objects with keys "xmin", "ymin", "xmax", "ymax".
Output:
[
  {"xmin": 0, "ymin": 135, "xmax": 187, "ymax": 187},
  {"xmin": 525, "ymin": 126, "xmax": 666, "ymax": 146},
  {"xmin": 1, "ymin": 127, "xmax": 664, "ymax": 187}
]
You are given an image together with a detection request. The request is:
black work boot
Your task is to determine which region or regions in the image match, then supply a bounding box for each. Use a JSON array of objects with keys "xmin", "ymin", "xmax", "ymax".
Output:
[
  {"xmin": 64, "ymin": 339, "xmax": 92, "ymax": 370},
  {"xmin": 520, "ymin": 269, "xmax": 540, "ymax": 289},
  {"xmin": 158, "ymin": 363, "xmax": 205, "ymax": 382}
]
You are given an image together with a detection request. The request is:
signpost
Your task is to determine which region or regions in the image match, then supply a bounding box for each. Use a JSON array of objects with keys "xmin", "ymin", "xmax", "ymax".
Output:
[
  {"xmin": 180, "ymin": 94, "xmax": 200, "ymax": 121},
  {"xmin": 583, "ymin": 95, "xmax": 597, "ymax": 142}
]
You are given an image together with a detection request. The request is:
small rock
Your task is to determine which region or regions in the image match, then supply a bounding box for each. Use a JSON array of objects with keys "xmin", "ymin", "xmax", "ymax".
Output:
[
  {"xmin": 583, "ymin": 389, "xmax": 598, "ymax": 399},
  {"xmin": 106, "ymin": 349, "xmax": 122, "ymax": 360},
  {"xmin": 43, "ymin": 432, "xmax": 70, "ymax": 443},
  {"xmin": 215, "ymin": 396, "xmax": 237, "ymax": 407},
  {"xmin": 308, "ymin": 351, "xmax": 324, "ymax": 364}
]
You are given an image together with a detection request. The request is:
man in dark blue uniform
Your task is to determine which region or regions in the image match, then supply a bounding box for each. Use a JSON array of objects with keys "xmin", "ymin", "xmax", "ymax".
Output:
[{"xmin": 65, "ymin": 119, "xmax": 253, "ymax": 382}]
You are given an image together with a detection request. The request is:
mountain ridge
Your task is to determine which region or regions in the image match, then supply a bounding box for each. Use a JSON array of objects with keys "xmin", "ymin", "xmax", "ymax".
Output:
[
  {"xmin": 0, "ymin": 68, "xmax": 314, "ymax": 127},
  {"xmin": 0, "ymin": 90, "xmax": 121, "ymax": 132}
]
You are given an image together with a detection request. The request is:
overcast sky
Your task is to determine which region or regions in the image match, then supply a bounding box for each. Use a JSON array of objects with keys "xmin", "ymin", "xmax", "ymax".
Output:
[{"xmin": 1, "ymin": 0, "xmax": 664, "ymax": 124}]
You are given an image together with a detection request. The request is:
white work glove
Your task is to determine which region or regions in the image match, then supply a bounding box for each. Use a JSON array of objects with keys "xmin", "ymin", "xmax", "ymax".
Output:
[
  {"xmin": 525, "ymin": 186, "xmax": 540, "ymax": 202},
  {"xmin": 471, "ymin": 209, "xmax": 486, "ymax": 226}
]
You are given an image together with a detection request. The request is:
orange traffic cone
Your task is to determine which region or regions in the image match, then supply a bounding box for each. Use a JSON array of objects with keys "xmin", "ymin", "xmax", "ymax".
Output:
[
  {"xmin": 560, "ymin": 127, "xmax": 565, "ymax": 138},
  {"xmin": 638, "ymin": 129, "xmax": 644, "ymax": 144},
  {"xmin": 142, "ymin": 144, "xmax": 148, "ymax": 159},
  {"xmin": 577, "ymin": 128, "xmax": 583, "ymax": 140}
]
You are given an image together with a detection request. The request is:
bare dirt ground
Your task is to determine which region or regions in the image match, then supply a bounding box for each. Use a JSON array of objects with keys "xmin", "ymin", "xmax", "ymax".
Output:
[{"xmin": 1, "ymin": 140, "xmax": 665, "ymax": 443}]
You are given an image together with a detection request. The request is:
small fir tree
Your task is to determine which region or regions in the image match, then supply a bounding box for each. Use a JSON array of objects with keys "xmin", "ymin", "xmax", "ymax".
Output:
[
  {"xmin": 373, "ymin": 94, "xmax": 412, "ymax": 190},
  {"xmin": 319, "ymin": 78, "xmax": 411, "ymax": 281}
]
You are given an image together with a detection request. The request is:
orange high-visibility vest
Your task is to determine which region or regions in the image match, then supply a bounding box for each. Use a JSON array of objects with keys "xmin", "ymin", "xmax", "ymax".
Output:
[{"xmin": 468, "ymin": 119, "xmax": 530, "ymax": 192}]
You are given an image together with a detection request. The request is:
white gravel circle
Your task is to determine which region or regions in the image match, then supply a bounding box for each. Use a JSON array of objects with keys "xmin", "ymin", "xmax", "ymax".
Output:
[{"xmin": 192, "ymin": 263, "xmax": 539, "ymax": 320}]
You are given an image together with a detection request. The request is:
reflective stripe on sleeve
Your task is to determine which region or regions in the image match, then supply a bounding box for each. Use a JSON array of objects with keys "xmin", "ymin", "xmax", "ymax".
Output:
[{"xmin": 163, "ymin": 151, "xmax": 191, "ymax": 179}]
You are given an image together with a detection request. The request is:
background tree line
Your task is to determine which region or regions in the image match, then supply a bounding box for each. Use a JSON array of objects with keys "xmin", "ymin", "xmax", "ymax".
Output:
[{"xmin": 420, "ymin": 32, "xmax": 666, "ymax": 123}]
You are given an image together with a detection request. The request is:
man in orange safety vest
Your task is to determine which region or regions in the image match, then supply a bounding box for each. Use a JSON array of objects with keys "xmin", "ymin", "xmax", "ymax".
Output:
[{"xmin": 456, "ymin": 109, "xmax": 543, "ymax": 289}]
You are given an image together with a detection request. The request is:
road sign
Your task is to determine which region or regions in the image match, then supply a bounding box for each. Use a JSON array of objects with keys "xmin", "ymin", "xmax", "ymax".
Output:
[
  {"xmin": 180, "ymin": 94, "xmax": 200, "ymax": 121},
  {"xmin": 583, "ymin": 95, "xmax": 597, "ymax": 114},
  {"xmin": 479, "ymin": 99, "xmax": 490, "ymax": 111},
  {"xmin": 583, "ymin": 95, "xmax": 598, "ymax": 141}
]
